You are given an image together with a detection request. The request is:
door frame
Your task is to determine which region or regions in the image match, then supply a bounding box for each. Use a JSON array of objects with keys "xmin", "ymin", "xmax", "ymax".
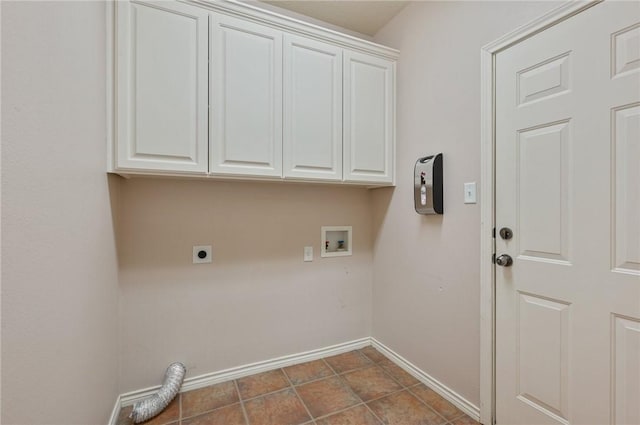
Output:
[{"xmin": 478, "ymin": 2, "xmax": 601, "ymax": 424}]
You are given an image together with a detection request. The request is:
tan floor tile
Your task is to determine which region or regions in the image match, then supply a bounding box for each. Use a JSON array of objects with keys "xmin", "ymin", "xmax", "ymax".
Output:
[
  {"xmin": 315, "ymin": 404, "xmax": 381, "ymax": 425},
  {"xmin": 378, "ymin": 359, "xmax": 420, "ymax": 387},
  {"xmin": 449, "ymin": 414, "xmax": 480, "ymax": 425},
  {"xmin": 410, "ymin": 384, "xmax": 464, "ymax": 421},
  {"xmin": 359, "ymin": 346, "xmax": 388, "ymax": 363},
  {"xmin": 182, "ymin": 403, "xmax": 246, "ymax": 425},
  {"xmin": 284, "ymin": 360, "xmax": 334, "ymax": 385},
  {"xmin": 325, "ymin": 350, "xmax": 372, "ymax": 374},
  {"xmin": 341, "ymin": 366, "xmax": 403, "ymax": 402},
  {"xmin": 296, "ymin": 376, "xmax": 361, "ymax": 418},
  {"xmin": 182, "ymin": 381, "xmax": 239, "ymax": 418},
  {"xmin": 367, "ymin": 390, "xmax": 446, "ymax": 425},
  {"xmin": 237, "ymin": 369, "xmax": 290, "ymax": 400},
  {"xmin": 244, "ymin": 388, "xmax": 311, "ymax": 425}
]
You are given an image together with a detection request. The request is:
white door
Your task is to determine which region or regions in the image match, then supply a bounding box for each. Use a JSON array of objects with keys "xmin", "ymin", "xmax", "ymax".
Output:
[
  {"xmin": 283, "ymin": 34, "xmax": 342, "ymax": 181},
  {"xmin": 343, "ymin": 51, "xmax": 394, "ymax": 184},
  {"xmin": 496, "ymin": 2, "xmax": 640, "ymax": 424},
  {"xmin": 210, "ymin": 13, "xmax": 283, "ymax": 177},
  {"xmin": 116, "ymin": 0, "xmax": 208, "ymax": 174}
]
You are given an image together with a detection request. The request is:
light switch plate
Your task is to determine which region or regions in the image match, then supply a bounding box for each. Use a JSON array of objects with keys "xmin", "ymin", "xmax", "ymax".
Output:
[
  {"xmin": 303, "ymin": 246, "xmax": 313, "ymax": 262},
  {"xmin": 464, "ymin": 182, "xmax": 477, "ymax": 204}
]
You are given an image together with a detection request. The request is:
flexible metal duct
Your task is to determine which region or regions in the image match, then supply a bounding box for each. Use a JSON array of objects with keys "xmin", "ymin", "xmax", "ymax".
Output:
[{"xmin": 129, "ymin": 362, "xmax": 186, "ymax": 424}]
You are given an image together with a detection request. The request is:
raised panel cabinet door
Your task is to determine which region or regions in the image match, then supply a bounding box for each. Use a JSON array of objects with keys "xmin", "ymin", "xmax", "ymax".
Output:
[
  {"xmin": 283, "ymin": 34, "xmax": 342, "ymax": 181},
  {"xmin": 116, "ymin": 1, "xmax": 208, "ymax": 174},
  {"xmin": 210, "ymin": 13, "xmax": 283, "ymax": 177},
  {"xmin": 343, "ymin": 51, "xmax": 394, "ymax": 184}
]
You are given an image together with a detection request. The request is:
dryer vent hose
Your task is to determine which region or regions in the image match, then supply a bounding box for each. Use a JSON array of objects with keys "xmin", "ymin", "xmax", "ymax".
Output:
[{"xmin": 129, "ymin": 362, "xmax": 186, "ymax": 424}]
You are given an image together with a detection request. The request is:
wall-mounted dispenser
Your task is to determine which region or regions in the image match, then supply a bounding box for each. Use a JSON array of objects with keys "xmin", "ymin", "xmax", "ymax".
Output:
[{"xmin": 414, "ymin": 153, "xmax": 443, "ymax": 215}]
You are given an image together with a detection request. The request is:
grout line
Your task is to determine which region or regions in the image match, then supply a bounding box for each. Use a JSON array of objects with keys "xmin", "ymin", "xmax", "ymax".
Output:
[
  {"xmin": 311, "ymin": 401, "xmax": 366, "ymax": 421},
  {"xmin": 320, "ymin": 357, "xmax": 340, "ymax": 376},
  {"xmin": 362, "ymin": 401, "xmax": 386, "ymax": 425},
  {"xmin": 375, "ymin": 362, "xmax": 411, "ymax": 390},
  {"xmin": 233, "ymin": 380, "xmax": 251, "ymax": 425},
  {"xmin": 283, "ymin": 361, "xmax": 336, "ymax": 387},
  {"xmin": 323, "ymin": 352, "xmax": 375, "ymax": 377},
  {"xmin": 406, "ymin": 384, "xmax": 452, "ymax": 425},
  {"xmin": 358, "ymin": 348, "xmax": 387, "ymax": 364},
  {"xmin": 334, "ymin": 362, "xmax": 375, "ymax": 376},
  {"xmin": 318, "ymin": 349, "xmax": 402, "ymax": 424},
  {"xmin": 280, "ymin": 367, "xmax": 315, "ymax": 425},
  {"xmin": 362, "ymin": 386, "xmax": 406, "ymax": 405},
  {"xmin": 181, "ymin": 401, "xmax": 245, "ymax": 423},
  {"xmin": 239, "ymin": 385, "xmax": 296, "ymax": 404}
]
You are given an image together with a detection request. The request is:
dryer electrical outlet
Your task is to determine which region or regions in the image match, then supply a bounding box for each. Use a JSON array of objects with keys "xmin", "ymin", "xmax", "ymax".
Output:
[{"xmin": 193, "ymin": 245, "xmax": 212, "ymax": 264}]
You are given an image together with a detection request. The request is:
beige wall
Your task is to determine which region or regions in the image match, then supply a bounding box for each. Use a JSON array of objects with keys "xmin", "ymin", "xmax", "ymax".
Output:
[
  {"xmin": 371, "ymin": 1, "xmax": 560, "ymax": 407},
  {"xmin": 1, "ymin": 1, "xmax": 120, "ymax": 424},
  {"xmin": 117, "ymin": 179, "xmax": 373, "ymax": 392}
]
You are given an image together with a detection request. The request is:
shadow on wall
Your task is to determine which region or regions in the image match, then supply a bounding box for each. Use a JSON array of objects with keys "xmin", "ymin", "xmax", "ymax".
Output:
[
  {"xmin": 371, "ymin": 186, "xmax": 394, "ymax": 247},
  {"xmin": 111, "ymin": 176, "xmax": 375, "ymax": 270},
  {"xmin": 108, "ymin": 174, "xmax": 123, "ymax": 269},
  {"xmin": 371, "ymin": 182, "xmax": 445, "ymax": 250}
]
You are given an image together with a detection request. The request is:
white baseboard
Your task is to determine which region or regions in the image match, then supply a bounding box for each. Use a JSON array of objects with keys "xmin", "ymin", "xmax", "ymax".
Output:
[
  {"xmin": 107, "ymin": 394, "xmax": 122, "ymax": 425},
  {"xmin": 117, "ymin": 337, "xmax": 370, "ymax": 410},
  {"xmin": 110, "ymin": 337, "xmax": 480, "ymax": 424},
  {"xmin": 371, "ymin": 337, "xmax": 481, "ymax": 421}
]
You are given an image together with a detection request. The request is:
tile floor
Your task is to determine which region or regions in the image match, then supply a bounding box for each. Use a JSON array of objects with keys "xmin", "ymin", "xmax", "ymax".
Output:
[{"xmin": 116, "ymin": 347, "xmax": 480, "ymax": 425}]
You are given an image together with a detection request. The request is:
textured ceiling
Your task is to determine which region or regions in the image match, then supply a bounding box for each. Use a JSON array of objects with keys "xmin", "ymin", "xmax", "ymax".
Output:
[{"xmin": 262, "ymin": 1, "xmax": 409, "ymax": 36}]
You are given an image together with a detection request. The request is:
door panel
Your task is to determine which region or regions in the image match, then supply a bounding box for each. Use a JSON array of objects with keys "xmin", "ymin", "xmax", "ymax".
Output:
[
  {"xmin": 283, "ymin": 34, "xmax": 342, "ymax": 180},
  {"xmin": 612, "ymin": 24, "xmax": 640, "ymax": 78},
  {"xmin": 612, "ymin": 315, "xmax": 640, "ymax": 425},
  {"xmin": 517, "ymin": 51, "xmax": 571, "ymax": 106},
  {"xmin": 116, "ymin": 1, "xmax": 208, "ymax": 173},
  {"xmin": 210, "ymin": 13, "xmax": 282, "ymax": 177},
  {"xmin": 517, "ymin": 293, "xmax": 570, "ymax": 420},
  {"xmin": 612, "ymin": 103, "xmax": 640, "ymax": 274},
  {"xmin": 496, "ymin": 2, "xmax": 640, "ymax": 424},
  {"xmin": 517, "ymin": 120, "xmax": 571, "ymax": 263}
]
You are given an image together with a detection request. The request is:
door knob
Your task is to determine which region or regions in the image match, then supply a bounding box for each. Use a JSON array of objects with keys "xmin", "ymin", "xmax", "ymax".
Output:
[{"xmin": 496, "ymin": 254, "xmax": 513, "ymax": 267}]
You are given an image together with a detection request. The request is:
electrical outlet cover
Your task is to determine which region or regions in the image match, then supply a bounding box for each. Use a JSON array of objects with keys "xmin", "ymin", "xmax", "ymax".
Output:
[{"xmin": 304, "ymin": 246, "xmax": 313, "ymax": 262}]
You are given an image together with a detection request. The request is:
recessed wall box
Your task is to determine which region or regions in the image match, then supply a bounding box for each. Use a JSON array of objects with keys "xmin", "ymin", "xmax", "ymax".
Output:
[
  {"xmin": 414, "ymin": 153, "xmax": 443, "ymax": 215},
  {"xmin": 321, "ymin": 226, "xmax": 352, "ymax": 257}
]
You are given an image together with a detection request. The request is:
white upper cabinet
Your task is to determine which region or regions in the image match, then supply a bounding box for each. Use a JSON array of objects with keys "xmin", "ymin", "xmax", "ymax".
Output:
[
  {"xmin": 283, "ymin": 34, "xmax": 343, "ymax": 181},
  {"xmin": 115, "ymin": 1, "xmax": 208, "ymax": 174},
  {"xmin": 343, "ymin": 51, "xmax": 395, "ymax": 184},
  {"xmin": 111, "ymin": 1, "xmax": 397, "ymax": 186},
  {"xmin": 210, "ymin": 14, "xmax": 283, "ymax": 178}
]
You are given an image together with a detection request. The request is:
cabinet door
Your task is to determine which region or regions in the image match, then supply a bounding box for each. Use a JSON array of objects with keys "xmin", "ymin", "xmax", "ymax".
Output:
[
  {"xmin": 283, "ymin": 35, "xmax": 342, "ymax": 181},
  {"xmin": 343, "ymin": 51, "xmax": 394, "ymax": 184},
  {"xmin": 210, "ymin": 14, "xmax": 283, "ymax": 177},
  {"xmin": 116, "ymin": 1, "xmax": 208, "ymax": 174}
]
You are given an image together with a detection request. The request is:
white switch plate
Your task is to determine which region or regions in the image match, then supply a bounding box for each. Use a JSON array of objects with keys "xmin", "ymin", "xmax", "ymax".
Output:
[
  {"xmin": 193, "ymin": 245, "xmax": 212, "ymax": 264},
  {"xmin": 303, "ymin": 246, "xmax": 313, "ymax": 262},
  {"xmin": 464, "ymin": 182, "xmax": 477, "ymax": 204}
]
